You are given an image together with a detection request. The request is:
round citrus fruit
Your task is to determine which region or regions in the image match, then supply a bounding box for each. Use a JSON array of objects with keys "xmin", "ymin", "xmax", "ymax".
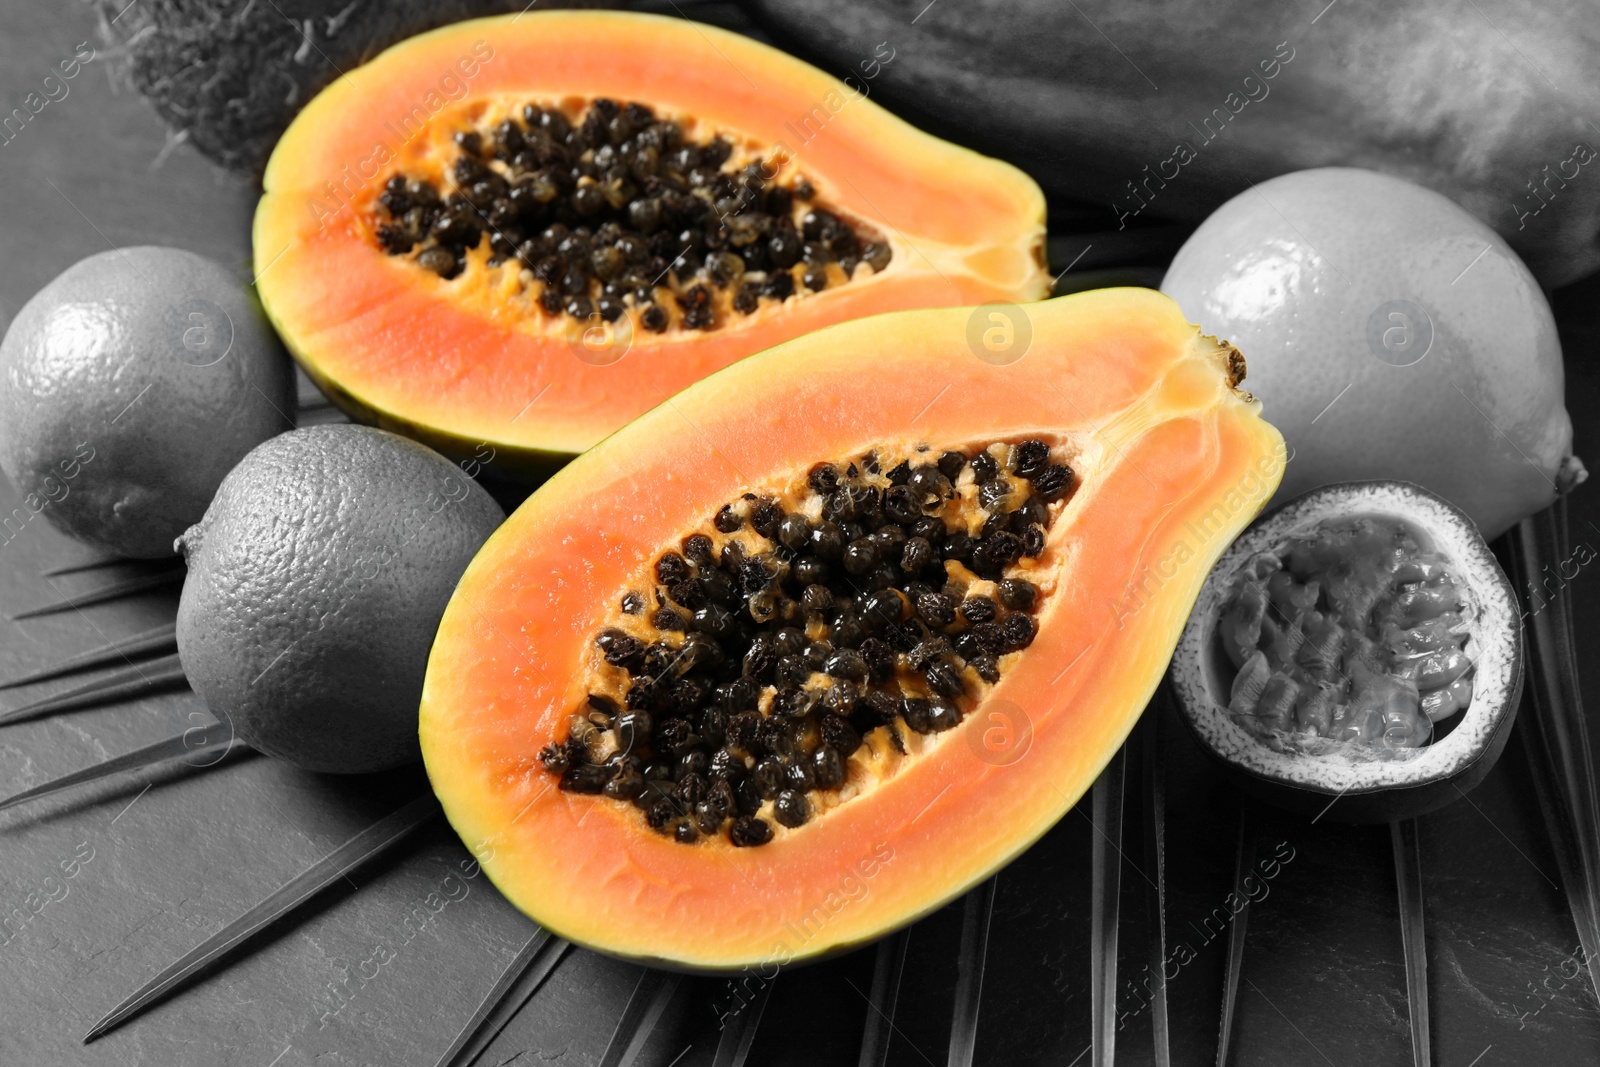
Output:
[
  {"xmin": 1162, "ymin": 167, "xmax": 1581, "ymax": 538},
  {"xmin": 175, "ymin": 425, "xmax": 504, "ymax": 774},
  {"xmin": 0, "ymin": 246, "xmax": 295, "ymax": 558}
]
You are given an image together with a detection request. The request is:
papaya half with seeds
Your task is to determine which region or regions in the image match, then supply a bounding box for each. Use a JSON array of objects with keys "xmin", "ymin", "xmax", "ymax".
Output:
[
  {"xmin": 419, "ymin": 289, "xmax": 1285, "ymax": 969},
  {"xmin": 252, "ymin": 11, "xmax": 1049, "ymax": 478},
  {"xmin": 1169, "ymin": 481, "xmax": 1523, "ymax": 824}
]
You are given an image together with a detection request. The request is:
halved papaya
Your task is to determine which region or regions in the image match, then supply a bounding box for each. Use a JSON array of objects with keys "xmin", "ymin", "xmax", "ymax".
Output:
[
  {"xmin": 419, "ymin": 289, "xmax": 1286, "ymax": 969},
  {"xmin": 253, "ymin": 11, "xmax": 1049, "ymax": 477}
]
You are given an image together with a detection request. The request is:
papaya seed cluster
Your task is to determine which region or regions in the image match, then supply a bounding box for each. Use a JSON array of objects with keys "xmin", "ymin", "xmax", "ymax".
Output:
[
  {"xmin": 538, "ymin": 440, "xmax": 1076, "ymax": 846},
  {"xmin": 370, "ymin": 97, "xmax": 890, "ymax": 333}
]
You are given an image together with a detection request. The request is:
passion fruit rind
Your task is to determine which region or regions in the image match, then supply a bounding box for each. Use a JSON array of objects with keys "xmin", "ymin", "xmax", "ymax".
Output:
[{"xmin": 1170, "ymin": 481, "xmax": 1522, "ymax": 822}]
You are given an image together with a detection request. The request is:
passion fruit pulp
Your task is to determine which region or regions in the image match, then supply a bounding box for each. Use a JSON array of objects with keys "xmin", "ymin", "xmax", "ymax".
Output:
[
  {"xmin": 1221, "ymin": 512, "xmax": 1475, "ymax": 752},
  {"xmin": 1169, "ymin": 481, "xmax": 1523, "ymax": 823}
]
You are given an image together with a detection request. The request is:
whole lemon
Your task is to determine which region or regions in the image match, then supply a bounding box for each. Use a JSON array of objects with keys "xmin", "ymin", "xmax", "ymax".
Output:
[
  {"xmin": 1162, "ymin": 168, "xmax": 1580, "ymax": 537},
  {"xmin": 0, "ymin": 246, "xmax": 295, "ymax": 558}
]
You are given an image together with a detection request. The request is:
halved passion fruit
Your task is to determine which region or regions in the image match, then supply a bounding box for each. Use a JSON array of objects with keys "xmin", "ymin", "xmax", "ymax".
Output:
[
  {"xmin": 1170, "ymin": 481, "xmax": 1523, "ymax": 823},
  {"xmin": 419, "ymin": 289, "xmax": 1286, "ymax": 969},
  {"xmin": 253, "ymin": 11, "xmax": 1049, "ymax": 478}
]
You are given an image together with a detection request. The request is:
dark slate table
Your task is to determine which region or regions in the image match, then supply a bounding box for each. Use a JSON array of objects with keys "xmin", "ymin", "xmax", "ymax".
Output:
[{"xmin": 2, "ymin": 2, "xmax": 1598, "ymax": 1064}]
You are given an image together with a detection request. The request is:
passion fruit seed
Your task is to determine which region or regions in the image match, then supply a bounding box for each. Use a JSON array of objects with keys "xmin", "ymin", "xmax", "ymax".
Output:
[
  {"xmin": 371, "ymin": 98, "xmax": 890, "ymax": 333},
  {"xmin": 1219, "ymin": 515, "xmax": 1474, "ymax": 751},
  {"xmin": 539, "ymin": 439, "xmax": 1077, "ymax": 845}
]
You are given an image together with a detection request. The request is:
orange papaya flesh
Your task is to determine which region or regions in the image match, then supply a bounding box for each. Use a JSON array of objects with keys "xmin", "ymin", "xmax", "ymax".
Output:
[
  {"xmin": 253, "ymin": 11, "xmax": 1050, "ymax": 478},
  {"xmin": 419, "ymin": 289, "xmax": 1286, "ymax": 969}
]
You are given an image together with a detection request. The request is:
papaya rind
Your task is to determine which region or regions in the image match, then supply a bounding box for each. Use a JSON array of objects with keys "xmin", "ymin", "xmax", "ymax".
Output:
[
  {"xmin": 288, "ymin": 354, "xmax": 569, "ymax": 482},
  {"xmin": 1169, "ymin": 480, "xmax": 1524, "ymax": 824}
]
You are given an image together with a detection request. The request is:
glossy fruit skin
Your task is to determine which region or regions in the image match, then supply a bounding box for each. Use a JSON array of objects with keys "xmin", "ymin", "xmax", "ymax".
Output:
[
  {"xmin": 253, "ymin": 11, "xmax": 1049, "ymax": 479},
  {"xmin": 420, "ymin": 289, "xmax": 1285, "ymax": 970},
  {"xmin": 1169, "ymin": 481, "xmax": 1524, "ymax": 823},
  {"xmin": 1162, "ymin": 168, "xmax": 1577, "ymax": 539},
  {"xmin": 747, "ymin": 0, "xmax": 1600, "ymax": 286},
  {"xmin": 175, "ymin": 425, "xmax": 503, "ymax": 774},
  {"xmin": 0, "ymin": 247, "xmax": 294, "ymax": 558}
]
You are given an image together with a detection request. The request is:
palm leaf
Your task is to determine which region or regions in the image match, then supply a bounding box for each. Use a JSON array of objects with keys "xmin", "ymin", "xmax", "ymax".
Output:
[
  {"xmin": 1142, "ymin": 703, "xmax": 1172, "ymax": 1067},
  {"xmin": 0, "ymin": 720, "xmax": 242, "ymax": 812},
  {"xmin": 13, "ymin": 567, "xmax": 183, "ymax": 619},
  {"xmin": 1215, "ymin": 803, "xmax": 1258, "ymax": 1067},
  {"xmin": 448, "ymin": 938, "xmax": 573, "ymax": 1067},
  {"xmin": 711, "ymin": 970, "xmax": 775, "ymax": 1067},
  {"xmin": 0, "ymin": 621, "xmax": 177, "ymax": 689},
  {"xmin": 0, "ymin": 652, "xmax": 188, "ymax": 726},
  {"xmin": 1504, "ymin": 501, "xmax": 1600, "ymax": 1009},
  {"xmin": 433, "ymin": 927, "xmax": 562, "ymax": 1067},
  {"xmin": 857, "ymin": 927, "xmax": 911, "ymax": 1067},
  {"xmin": 1090, "ymin": 747, "xmax": 1127, "ymax": 1066},
  {"xmin": 597, "ymin": 969, "xmax": 683, "ymax": 1067},
  {"xmin": 1391, "ymin": 818, "xmax": 1431, "ymax": 1065},
  {"xmin": 948, "ymin": 877, "xmax": 998, "ymax": 1066},
  {"xmin": 84, "ymin": 793, "xmax": 442, "ymax": 1041}
]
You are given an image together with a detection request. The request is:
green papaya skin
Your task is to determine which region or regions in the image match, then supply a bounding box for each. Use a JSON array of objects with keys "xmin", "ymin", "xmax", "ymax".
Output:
[{"xmin": 745, "ymin": 0, "xmax": 1600, "ymax": 285}]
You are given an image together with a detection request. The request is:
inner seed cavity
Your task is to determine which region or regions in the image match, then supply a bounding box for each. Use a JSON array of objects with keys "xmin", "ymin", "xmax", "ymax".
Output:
[
  {"xmin": 1219, "ymin": 514, "xmax": 1476, "ymax": 752},
  {"xmin": 370, "ymin": 97, "xmax": 892, "ymax": 333},
  {"xmin": 538, "ymin": 440, "xmax": 1078, "ymax": 845}
]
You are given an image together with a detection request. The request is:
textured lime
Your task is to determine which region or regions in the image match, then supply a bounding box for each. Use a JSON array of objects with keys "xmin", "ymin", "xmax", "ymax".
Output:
[{"xmin": 176, "ymin": 425, "xmax": 504, "ymax": 774}]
